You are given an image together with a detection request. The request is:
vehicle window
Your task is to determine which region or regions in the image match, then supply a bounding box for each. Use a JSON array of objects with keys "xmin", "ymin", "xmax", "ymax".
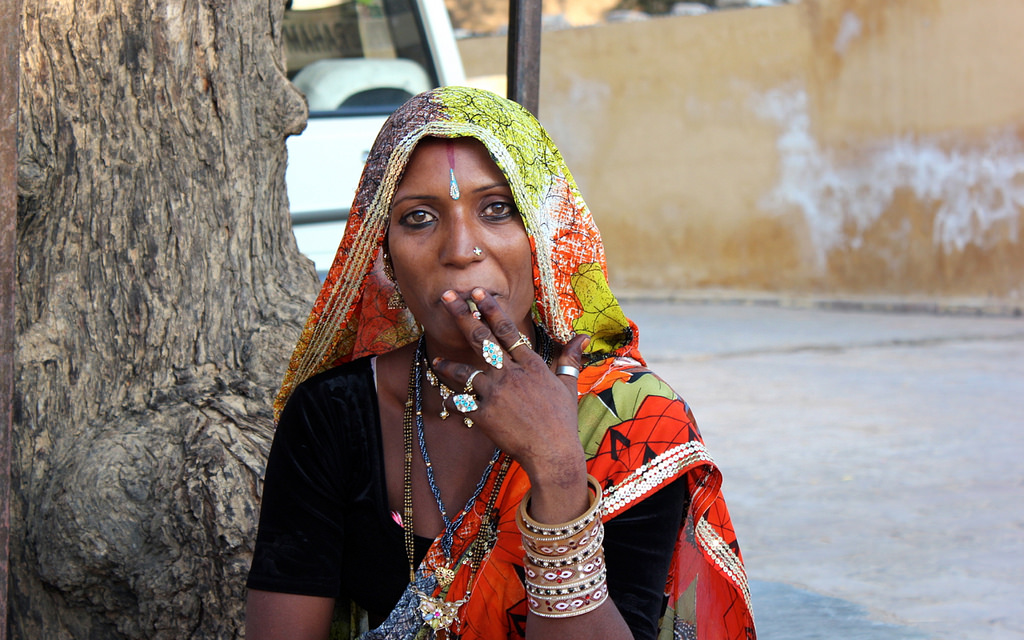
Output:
[{"xmin": 283, "ymin": 0, "xmax": 438, "ymax": 116}]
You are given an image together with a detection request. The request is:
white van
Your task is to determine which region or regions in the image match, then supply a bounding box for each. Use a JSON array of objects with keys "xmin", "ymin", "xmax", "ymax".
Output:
[{"xmin": 283, "ymin": 0, "xmax": 466, "ymax": 276}]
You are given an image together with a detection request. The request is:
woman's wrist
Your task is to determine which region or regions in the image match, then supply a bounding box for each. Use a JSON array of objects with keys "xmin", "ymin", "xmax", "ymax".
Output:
[
  {"xmin": 520, "ymin": 446, "xmax": 589, "ymax": 525},
  {"xmin": 518, "ymin": 430, "xmax": 585, "ymax": 482}
]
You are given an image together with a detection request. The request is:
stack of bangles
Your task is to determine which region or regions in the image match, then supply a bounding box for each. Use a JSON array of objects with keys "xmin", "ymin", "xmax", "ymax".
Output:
[{"xmin": 516, "ymin": 475, "xmax": 608, "ymax": 618}]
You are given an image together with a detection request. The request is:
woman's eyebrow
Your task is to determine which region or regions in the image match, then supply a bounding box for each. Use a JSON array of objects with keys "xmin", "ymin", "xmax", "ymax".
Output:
[
  {"xmin": 473, "ymin": 182, "xmax": 510, "ymax": 193},
  {"xmin": 391, "ymin": 193, "xmax": 441, "ymax": 206}
]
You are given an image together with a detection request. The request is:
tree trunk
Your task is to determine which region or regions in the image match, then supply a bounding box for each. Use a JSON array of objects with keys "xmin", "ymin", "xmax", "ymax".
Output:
[
  {"xmin": 2, "ymin": 2, "xmax": 25, "ymax": 639},
  {"xmin": 14, "ymin": 1, "xmax": 317, "ymax": 637}
]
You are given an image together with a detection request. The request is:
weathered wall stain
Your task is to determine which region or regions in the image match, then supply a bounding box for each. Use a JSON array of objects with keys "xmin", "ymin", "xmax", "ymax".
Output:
[
  {"xmin": 831, "ymin": 11, "xmax": 862, "ymax": 54},
  {"xmin": 756, "ymin": 86, "xmax": 1024, "ymax": 265}
]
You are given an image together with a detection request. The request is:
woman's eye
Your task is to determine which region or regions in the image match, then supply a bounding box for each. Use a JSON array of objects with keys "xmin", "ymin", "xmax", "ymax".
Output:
[
  {"xmin": 483, "ymin": 201, "xmax": 518, "ymax": 219},
  {"xmin": 400, "ymin": 209, "xmax": 436, "ymax": 226}
]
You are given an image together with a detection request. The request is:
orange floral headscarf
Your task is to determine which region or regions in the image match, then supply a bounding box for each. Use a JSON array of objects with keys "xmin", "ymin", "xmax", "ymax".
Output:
[{"xmin": 275, "ymin": 86, "xmax": 640, "ymax": 419}]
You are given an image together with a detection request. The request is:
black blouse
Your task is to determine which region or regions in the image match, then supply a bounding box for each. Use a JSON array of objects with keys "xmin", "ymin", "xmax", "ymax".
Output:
[{"xmin": 247, "ymin": 357, "xmax": 690, "ymax": 640}]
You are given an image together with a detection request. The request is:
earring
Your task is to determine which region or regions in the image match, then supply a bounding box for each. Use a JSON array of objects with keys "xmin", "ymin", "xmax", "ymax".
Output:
[
  {"xmin": 387, "ymin": 286, "xmax": 406, "ymax": 310},
  {"xmin": 382, "ymin": 249, "xmax": 406, "ymax": 310}
]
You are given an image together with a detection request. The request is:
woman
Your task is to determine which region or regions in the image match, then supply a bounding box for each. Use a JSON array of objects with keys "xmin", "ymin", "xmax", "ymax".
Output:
[{"xmin": 246, "ymin": 87, "xmax": 754, "ymax": 640}]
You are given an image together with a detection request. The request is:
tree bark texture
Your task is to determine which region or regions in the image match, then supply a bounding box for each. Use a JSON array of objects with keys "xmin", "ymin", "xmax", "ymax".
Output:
[
  {"xmin": 15, "ymin": 1, "xmax": 317, "ymax": 637},
  {"xmin": 3, "ymin": 2, "xmax": 25, "ymax": 639}
]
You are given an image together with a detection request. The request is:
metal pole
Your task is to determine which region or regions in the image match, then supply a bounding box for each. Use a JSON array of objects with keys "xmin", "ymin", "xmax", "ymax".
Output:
[
  {"xmin": 506, "ymin": 0, "xmax": 542, "ymax": 116},
  {"xmin": 0, "ymin": 0, "xmax": 21, "ymax": 636}
]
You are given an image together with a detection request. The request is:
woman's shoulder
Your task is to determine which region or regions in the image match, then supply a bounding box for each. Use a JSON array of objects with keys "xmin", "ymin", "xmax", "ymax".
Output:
[
  {"xmin": 281, "ymin": 355, "xmax": 379, "ymax": 425},
  {"xmin": 579, "ymin": 358, "xmax": 705, "ymax": 519},
  {"xmin": 578, "ymin": 356, "xmax": 698, "ymax": 460},
  {"xmin": 580, "ymin": 356, "xmax": 686, "ymax": 417},
  {"xmin": 291, "ymin": 355, "xmax": 376, "ymax": 397},
  {"xmin": 297, "ymin": 354, "xmax": 375, "ymax": 388}
]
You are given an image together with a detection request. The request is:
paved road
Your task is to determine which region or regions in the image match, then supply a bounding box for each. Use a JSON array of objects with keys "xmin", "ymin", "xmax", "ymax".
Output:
[{"xmin": 620, "ymin": 300, "xmax": 1024, "ymax": 640}]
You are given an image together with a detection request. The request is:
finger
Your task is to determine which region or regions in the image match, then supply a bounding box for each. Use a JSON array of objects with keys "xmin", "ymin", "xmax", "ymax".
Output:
[
  {"xmin": 554, "ymin": 334, "xmax": 589, "ymax": 395},
  {"xmin": 440, "ymin": 289, "xmax": 496, "ymax": 351},
  {"xmin": 471, "ymin": 288, "xmax": 526, "ymax": 356},
  {"xmin": 431, "ymin": 358, "xmax": 489, "ymax": 427},
  {"xmin": 505, "ymin": 332, "xmax": 534, "ymax": 359},
  {"xmin": 431, "ymin": 357, "xmax": 491, "ymax": 397},
  {"xmin": 440, "ymin": 289, "xmax": 478, "ymax": 325}
]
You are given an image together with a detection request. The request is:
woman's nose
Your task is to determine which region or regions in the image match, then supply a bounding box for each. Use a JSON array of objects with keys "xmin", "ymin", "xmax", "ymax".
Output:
[{"xmin": 441, "ymin": 216, "xmax": 485, "ymax": 267}]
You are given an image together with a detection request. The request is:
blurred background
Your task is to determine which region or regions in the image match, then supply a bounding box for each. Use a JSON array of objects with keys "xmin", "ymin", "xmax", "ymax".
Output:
[{"xmin": 454, "ymin": 0, "xmax": 1023, "ymax": 309}]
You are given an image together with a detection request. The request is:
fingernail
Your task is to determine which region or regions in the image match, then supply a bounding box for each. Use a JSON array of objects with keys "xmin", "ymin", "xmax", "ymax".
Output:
[
  {"xmin": 442, "ymin": 290, "xmax": 457, "ymax": 302},
  {"xmin": 471, "ymin": 288, "xmax": 486, "ymax": 301},
  {"xmin": 431, "ymin": 357, "xmax": 442, "ymax": 367}
]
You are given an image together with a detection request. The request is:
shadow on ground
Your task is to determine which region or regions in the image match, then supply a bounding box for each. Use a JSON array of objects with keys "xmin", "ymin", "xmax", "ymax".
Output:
[{"xmin": 751, "ymin": 580, "xmax": 932, "ymax": 640}]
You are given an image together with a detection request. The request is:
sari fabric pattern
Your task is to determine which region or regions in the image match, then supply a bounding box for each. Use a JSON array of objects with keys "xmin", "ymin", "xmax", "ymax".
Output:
[{"xmin": 274, "ymin": 87, "xmax": 754, "ymax": 639}]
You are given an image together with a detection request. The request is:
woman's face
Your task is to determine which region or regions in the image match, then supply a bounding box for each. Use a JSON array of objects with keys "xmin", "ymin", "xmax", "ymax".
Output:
[{"xmin": 387, "ymin": 137, "xmax": 535, "ymax": 345}]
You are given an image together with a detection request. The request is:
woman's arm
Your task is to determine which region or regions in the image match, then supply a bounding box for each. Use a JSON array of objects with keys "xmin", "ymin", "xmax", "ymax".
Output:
[
  {"xmin": 245, "ymin": 590, "xmax": 335, "ymax": 640},
  {"xmin": 521, "ymin": 452, "xmax": 636, "ymax": 640},
  {"xmin": 432, "ymin": 289, "xmax": 638, "ymax": 640},
  {"xmin": 520, "ymin": 472, "xmax": 689, "ymax": 640},
  {"xmin": 245, "ymin": 372, "xmax": 361, "ymax": 638},
  {"xmin": 527, "ymin": 600, "xmax": 634, "ymax": 640}
]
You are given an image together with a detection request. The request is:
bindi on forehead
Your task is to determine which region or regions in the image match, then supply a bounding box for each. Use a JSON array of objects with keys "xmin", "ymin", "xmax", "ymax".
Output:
[{"xmin": 446, "ymin": 140, "xmax": 460, "ymax": 201}]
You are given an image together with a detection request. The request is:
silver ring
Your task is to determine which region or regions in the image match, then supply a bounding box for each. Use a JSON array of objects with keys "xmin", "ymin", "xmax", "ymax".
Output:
[
  {"xmin": 465, "ymin": 369, "xmax": 483, "ymax": 392},
  {"xmin": 556, "ymin": 365, "xmax": 580, "ymax": 378}
]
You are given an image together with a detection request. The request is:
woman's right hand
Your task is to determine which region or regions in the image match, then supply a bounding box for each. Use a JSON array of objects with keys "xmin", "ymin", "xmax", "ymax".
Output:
[{"xmin": 430, "ymin": 287, "xmax": 592, "ymax": 524}]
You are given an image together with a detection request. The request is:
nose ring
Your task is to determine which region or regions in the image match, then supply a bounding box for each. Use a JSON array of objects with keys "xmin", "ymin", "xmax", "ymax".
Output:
[{"xmin": 473, "ymin": 247, "xmax": 483, "ymax": 257}]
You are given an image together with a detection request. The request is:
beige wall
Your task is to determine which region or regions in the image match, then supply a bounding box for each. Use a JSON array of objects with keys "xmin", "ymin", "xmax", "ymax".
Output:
[
  {"xmin": 459, "ymin": 0, "xmax": 1024, "ymax": 302},
  {"xmin": 444, "ymin": 0, "xmax": 621, "ymax": 33}
]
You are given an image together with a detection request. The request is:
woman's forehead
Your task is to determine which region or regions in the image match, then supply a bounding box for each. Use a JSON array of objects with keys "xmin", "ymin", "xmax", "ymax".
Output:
[
  {"xmin": 401, "ymin": 136, "xmax": 507, "ymax": 185},
  {"xmin": 410, "ymin": 136, "xmax": 491, "ymax": 162}
]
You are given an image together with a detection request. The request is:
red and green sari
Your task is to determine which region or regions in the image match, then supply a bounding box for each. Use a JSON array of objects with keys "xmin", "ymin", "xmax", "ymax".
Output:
[{"xmin": 276, "ymin": 86, "xmax": 754, "ymax": 640}]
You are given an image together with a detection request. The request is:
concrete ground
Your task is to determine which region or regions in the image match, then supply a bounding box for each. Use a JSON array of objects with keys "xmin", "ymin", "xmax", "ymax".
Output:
[{"xmin": 620, "ymin": 300, "xmax": 1024, "ymax": 640}]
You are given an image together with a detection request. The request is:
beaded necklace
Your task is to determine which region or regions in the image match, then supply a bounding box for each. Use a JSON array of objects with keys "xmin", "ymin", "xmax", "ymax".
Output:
[
  {"xmin": 403, "ymin": 337, "xmax": 511, "ymax": 634},
  {"xmin": 415, "ymin": 343, "xmax": 501, "ymax": 579},
  {"xmin": 402, "ymin": 331, "xmax": 555, "ymax": 633},
  {"xmin": 418, "ymin": 440, "xmax": 500, "ymax": 569}
]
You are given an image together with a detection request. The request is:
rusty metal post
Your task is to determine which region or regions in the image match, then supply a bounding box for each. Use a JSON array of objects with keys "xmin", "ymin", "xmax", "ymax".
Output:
[
  {"xmin": 0, "ymin": 0, "xmax": 21, "ymax": 637},
  {"xmin": 507, "ymin": 0, "xmax": 542, "ymax": 116}
]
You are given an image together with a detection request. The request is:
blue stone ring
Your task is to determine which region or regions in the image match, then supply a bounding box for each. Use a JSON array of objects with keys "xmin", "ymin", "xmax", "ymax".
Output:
[
  {"xmin": 452, "ymin": 393, "xmax": 478, "ymax": 414},
  {"xmin": 482, "ymin": 339, "xmax": 504, "ymax": 369},
  {"xmin": 452, "ymin": 369, "xmax": 483, "ymax": 415}
]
